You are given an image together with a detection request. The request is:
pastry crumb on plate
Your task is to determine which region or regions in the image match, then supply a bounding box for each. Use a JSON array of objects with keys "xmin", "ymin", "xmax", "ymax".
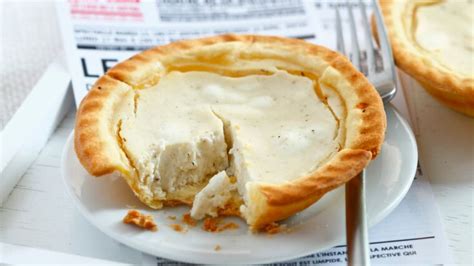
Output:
[
  {"xmin": 203, "ymin": 217, "xmax": 240, "ymax": 232},
  {"xmin": 123, "ymin": 210, "xmax": 157, "ymax": 231},
  {"xmin": 182, "ymin": 213, "xmax": 197, "ymax": 227},
  {"xmin": 170, "ymin": 224, "xmax": 187, "ymax": 233}
]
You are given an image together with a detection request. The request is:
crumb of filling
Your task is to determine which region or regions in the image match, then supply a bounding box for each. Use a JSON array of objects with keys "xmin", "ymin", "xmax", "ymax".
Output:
[
  {"xmin": 202, "ymin": 217, "xmax": 240, "ymax": 233},
  {"xmin": 123, "ymin": 210, "xmax": 157, "ymax": 232},
  {"xmin": 263, "ymin": 222, "xmax": 288, "ymax": 235},
  {"xmin": 182, "ymin": 213, "xmax": 197, "ymax": 227},
  {"xmin": 170, "ymin": 224, "xmax": 187, "ymax": 233},
  {"xmin": 167, "ymin": 215, "xmax": 176, "ymax": 220}
]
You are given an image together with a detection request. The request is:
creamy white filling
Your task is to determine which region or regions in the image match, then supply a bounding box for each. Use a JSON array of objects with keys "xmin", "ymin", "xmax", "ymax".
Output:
[
  {"xmin": 415, "ymin": 0, "xmax": 473, "ymax": 76},
  {"xmin": 190, "ymin": 171, "xmax": 236, "ymax": 219},
  {"xmin": 119, "ymin": 70, "xmax": 344, "ymax": 217}
]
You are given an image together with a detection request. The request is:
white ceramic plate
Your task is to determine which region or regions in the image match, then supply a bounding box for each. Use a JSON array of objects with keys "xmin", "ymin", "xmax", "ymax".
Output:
[{"xmin": 61, "ymin": 104, "xmax": 417, "ymax": 264}]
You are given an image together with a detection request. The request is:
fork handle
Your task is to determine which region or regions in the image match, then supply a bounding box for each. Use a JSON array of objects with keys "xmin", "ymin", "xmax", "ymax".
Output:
[{"xmin": 345, "ymin": 169, "xmax": 371, "ymax": 266}]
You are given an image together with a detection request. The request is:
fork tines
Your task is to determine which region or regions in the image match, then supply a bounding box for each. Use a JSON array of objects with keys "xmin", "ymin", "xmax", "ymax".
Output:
[{"xmin": 335, "ymin": 0, "xmax": 396, "ymax": 102}]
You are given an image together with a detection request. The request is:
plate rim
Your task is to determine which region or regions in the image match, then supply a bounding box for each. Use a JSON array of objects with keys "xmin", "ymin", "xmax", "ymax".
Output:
[{"xmin": 367, "ymin": 104, "xmax": 418, "ymax": 226}]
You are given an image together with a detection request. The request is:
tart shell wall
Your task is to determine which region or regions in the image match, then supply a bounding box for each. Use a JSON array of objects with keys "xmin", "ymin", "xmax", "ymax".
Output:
[{"xmin": 74, "ymin": 34, "xmax": 386, "ymax": 230}]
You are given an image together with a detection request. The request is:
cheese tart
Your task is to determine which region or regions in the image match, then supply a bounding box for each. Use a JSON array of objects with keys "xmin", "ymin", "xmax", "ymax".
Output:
[
  {"xmin": 74, "ymin": 35, "xmax": 386, "ymax": 231},
  {"xmin": 377, "ymin": 0, "xmax": 474, "ymax": 116}
]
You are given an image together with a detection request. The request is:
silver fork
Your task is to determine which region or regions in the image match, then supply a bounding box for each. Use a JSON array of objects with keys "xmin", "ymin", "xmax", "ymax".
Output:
[{"xmin": 335, "ymin": 0, "xmax": 397, "ymax": 265}]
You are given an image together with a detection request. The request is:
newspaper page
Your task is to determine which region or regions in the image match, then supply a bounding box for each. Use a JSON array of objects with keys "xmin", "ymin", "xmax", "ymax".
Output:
[
  {"xmin": 56, "ymin": 0, "xmax": 316, "ymax": 102},
  {"xmin": 56, "ymin": 0, "xmax": 451, "ymax": 264}
]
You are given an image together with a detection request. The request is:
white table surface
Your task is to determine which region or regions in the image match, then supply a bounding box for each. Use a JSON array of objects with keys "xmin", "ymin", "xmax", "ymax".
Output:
[
  {"xmin": 0, "ymin": 1, "xmax": 62, "ymax": 129},
  {"xmin": 0, "ymin": 2, "xmax": 472, "ymax": 265},
  {"xmin": 399, "ymin": 73, "xmax": 473, "ymax": 265}
]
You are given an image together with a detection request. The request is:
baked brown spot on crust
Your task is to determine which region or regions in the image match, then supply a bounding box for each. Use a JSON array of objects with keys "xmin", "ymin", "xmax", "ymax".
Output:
[
  {"xmin": 214, "ymin": 245, "xmax": 222, "ymax": 251},
  {"xmin": 123, "ymin": 210, "xmax": 157, "ymax": 231}
]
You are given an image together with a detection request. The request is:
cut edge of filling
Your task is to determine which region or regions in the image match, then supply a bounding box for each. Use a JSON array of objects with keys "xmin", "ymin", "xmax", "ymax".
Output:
[{"xmin": 114, "ymin": 68, "xmax": 347, "ymax": 223}]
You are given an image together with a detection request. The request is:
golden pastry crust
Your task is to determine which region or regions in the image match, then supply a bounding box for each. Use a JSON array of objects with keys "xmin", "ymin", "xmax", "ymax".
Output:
[
  {"xmin": 376, "ymin": 0, "xmax": 474, "ymax": 116},
  {"xmin": 123, "ymin": 210, "xmax": 157, "ymax": 231},
  {"xmin": 74, "ymin": 75, "xmax": 133, "ymax": 177},
  {"xmin": 248, "ymin": 150, "xmax": 371, "ymax": 230},
  {"xmin": 74, "ymin": 34, "xmax": 386, "ymax": 230}
]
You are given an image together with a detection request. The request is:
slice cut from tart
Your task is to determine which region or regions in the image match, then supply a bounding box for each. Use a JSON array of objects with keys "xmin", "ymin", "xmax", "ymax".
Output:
[
  {"xmin": 74, "ymin": 35, "xmax": 386, "ymax": 231},
  {"xmin": 376, "ymin": 0, "xmax": 474, "ymax": 116}
]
